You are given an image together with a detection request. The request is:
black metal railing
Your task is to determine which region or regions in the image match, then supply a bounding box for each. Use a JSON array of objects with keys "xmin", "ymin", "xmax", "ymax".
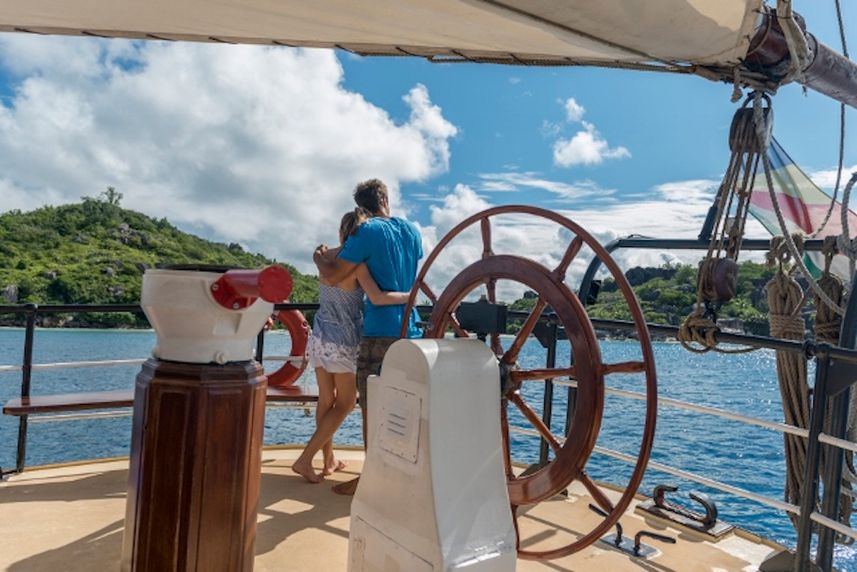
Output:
[{"xmin": 1, "ymin": 239, "xmax": 857, "ymax": 571}]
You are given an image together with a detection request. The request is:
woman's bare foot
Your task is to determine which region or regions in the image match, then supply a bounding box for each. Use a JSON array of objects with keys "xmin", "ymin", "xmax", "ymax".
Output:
[
  {"xmin": 292, "ymin": 460, "xmax": 322, "ymax": 483},
  {"xmin": 322, "ymin": 458, "xmax": 347, "ymax": 476}
]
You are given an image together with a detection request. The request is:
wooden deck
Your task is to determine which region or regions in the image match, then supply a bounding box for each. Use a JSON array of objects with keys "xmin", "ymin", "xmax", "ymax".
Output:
[{"xmin": 0, "ymin": 447, "xmax": 786, "ymax": 571}]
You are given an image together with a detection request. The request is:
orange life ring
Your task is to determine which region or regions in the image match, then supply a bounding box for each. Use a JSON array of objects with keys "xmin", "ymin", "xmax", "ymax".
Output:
[{"xmin": 266, "ymin": 310, "xmax": 310, "ymax": 388}]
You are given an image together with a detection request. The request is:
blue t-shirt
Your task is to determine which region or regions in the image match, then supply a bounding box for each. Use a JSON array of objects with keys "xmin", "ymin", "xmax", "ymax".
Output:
[{"xmin": 339, "ymin": 216, "xmax": 422, "ymax": 338}]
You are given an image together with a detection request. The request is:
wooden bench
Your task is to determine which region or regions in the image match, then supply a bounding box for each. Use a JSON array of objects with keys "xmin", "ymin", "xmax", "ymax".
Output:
[{"xmin": 3, "ymin": 386, "xmax": 318, "ymax": 417}]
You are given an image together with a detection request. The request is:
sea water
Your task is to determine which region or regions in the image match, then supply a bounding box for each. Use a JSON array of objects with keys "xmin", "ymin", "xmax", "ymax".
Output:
[{"xmin": 0, "ymin": 327, "xmax": 855, "ymax": 569}]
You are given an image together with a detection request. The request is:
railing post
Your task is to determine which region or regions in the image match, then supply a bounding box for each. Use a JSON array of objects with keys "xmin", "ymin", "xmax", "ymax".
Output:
[
  {"xmin": 816, "ymin": 270, "xmax": 857, "ymax": 569},
  {"xmin": 794, "ymin": 348, "xmax": 832, "ymax": 571},
  {"xmin": 816, "ymin": 386, "xmax": 849, "ymax": 570},
  {"xmin": 564, "ymin": 335, "xmax": 577, "ymax": 438},
  {"xmin": 256, "ymin": 328, "xmax": 266, "ymax": 363},
  {"xmin": 577, "ymin": 238, "xmax": 622, "ymax": 306},
  {"xmin": 539, "ymin": 318, "xmax": 557, "ymax": 465},
  {"xmin": 15, "ymin": 303, "xmax": 37, "ymax": 473}
]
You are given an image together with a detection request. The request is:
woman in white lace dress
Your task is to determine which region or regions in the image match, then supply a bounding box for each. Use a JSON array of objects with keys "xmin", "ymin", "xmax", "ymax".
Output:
[{"xmin": 292, "ymin": 208, "xmax": 411, "ymax": 483}]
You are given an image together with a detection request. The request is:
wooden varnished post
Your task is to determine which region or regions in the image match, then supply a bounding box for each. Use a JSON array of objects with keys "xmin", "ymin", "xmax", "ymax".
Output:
[{"xmin": 121, "ymin": 358, "xmax": 266, "ymax": 572}]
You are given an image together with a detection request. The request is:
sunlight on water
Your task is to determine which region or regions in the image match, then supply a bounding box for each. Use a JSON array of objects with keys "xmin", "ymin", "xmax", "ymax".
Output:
[{"xmin": 0, "ymin": 327, "xmax": 855, "ymax": 569}]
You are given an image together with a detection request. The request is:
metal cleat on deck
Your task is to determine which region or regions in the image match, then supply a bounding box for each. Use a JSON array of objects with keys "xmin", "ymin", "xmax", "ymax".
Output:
[
  {"xmin": 589, "ymin": 503, "xmax": 676, "ymax": 558},
  {"xmin": 638, "ymin": 483, "xmax": 734, "ymax": 537}
]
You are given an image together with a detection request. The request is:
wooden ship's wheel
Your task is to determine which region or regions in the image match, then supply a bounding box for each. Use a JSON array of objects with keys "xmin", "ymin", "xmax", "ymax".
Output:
[{"xmin": 400, "ymin": 206, "xmax": 657, "ymax": 559}]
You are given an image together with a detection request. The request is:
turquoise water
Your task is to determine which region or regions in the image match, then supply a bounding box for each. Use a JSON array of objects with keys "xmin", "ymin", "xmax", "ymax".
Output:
[{"xmin": 0, "ymin": 327, "xmax": 854, "ymax": 569}]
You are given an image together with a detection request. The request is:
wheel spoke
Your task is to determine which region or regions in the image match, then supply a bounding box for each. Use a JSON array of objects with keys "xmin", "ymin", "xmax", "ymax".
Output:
[
  {"xmin": 552, "ymin": 236, "xmax": 584, "ymax": 281},
  {"xmin": 484, "ymin": 278, "xmax": 504, "ymax": 355},
  {"xmin": 502, "ymin": 298, "xmax": 547, "ymax": 365},
  {"xmin": 580, "ymin": 470, "xmax": 615, "ymax": 513},
  {"xmin": 511, "ymin": 503, "xmax": 521, "ymax": 551},
  {"xmin": 485, "ymin": 277, "xmax": 497, "ymax": 304},
  {"xmin": 447, "ymin": 314, "xmax": 468, "ymax": 337},
  {"xmin": 481, "ymin": 217, "xmax": 493, "ymax": 259},
  {"xmin": 422, "ymin": 281, "xmax": 468, "ymax": 337},
  {"xmin": 420, "ymin": 281, "xmax": 438, "ymax": 303},
  {"xmin": 490, "ymin": 334, "xmax": 504, "ymax": 357},
  {"xmin": 601, "ymin": 361, "xmax": 646, "ymax": 375},
  {"xmin": 510, "ymin": 367, "xmax": 575, "ymax": 383},
  {"xmin": 509, "ymin": 392, "xmax": 561, "ymax": 454},
  {"xmin": 501, "ymin": 399, "xmax": 514, "ymax": 481}
]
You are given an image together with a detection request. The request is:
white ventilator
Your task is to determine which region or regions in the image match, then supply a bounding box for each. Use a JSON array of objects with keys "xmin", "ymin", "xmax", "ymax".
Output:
[
  {"xmin": 349, "ymin": 338, "xmax": 517, "ymax": 572},
  {"xmin": 141, "ymin": 269, "xmax": 272, "ymax": 364}
]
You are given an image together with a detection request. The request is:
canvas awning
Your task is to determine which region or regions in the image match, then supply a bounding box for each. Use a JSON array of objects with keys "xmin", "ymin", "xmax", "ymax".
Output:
[{"xmin": 0, "ymin": 0, "xmax": 762, "ymax": 66}]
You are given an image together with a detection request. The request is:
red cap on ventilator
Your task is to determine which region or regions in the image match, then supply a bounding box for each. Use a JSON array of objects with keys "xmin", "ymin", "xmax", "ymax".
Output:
[{"xmin": 210, "ymin": 265, "xmax": 293, "ymax": 310}]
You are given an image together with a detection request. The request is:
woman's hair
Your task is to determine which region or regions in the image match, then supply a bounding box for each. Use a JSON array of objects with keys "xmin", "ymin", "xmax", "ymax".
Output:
[{"xmin": 339, "ymin": 207, "xmax": 372, "ymax": 242}]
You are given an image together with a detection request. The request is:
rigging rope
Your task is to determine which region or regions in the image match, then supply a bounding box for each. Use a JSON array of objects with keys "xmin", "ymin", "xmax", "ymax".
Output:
[
  {"xmin": 812, "ymin": 0, "xmax": 849, "ymax": 238},
  {"xmin": 752, "ymin": 94, "xmax": 847, "ymax": 315},
  {"xmin": 776, "ymin": 0, "xmax": 812, "ymax": 84},
  {"xmin": 840, "ymin": 173, "xmax": 857, "ymax": 288},
  {"xmin": 678, "ymin": 96, "xmax": 768, "ymax": 353}
]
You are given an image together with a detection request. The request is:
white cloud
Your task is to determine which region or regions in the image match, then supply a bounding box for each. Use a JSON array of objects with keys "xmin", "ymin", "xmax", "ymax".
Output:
[
  {"xmin": 655, "ymin": 179, "xmax": 721, "ymax": 203},
  {"xmin": 477, "ymin": 172, "xmax": 615, "ymax": 201},
  {"xmin": 413, "ymin": 177, "xmax": 768, "ymax": 302},
  {"xmin": 548, "ymin": 97, "xmax": 629, "ymax": 168},
  {"xmin": 563, "ymin": 97, "xmax": 585, "ymax": 122},
  {"xmin": 509, "ymin": 77, "xmax": 522, "ymax": 85},
  {"xmin": 410, "ymin": 192, "xmax": 446, "ymax": 203},
  {"xmin": 807, "ymin": 164, "xmax": 857, "ymax": 193},
  {"xmin": 0, "ymin": 35, "xmax": 458, "ymax": 273},
  {"xmin": 553, "ymin": 121, "xmax": 631, "ymax": 167},
  {"xmin": 540, "ymin": 119, "xmax": 561, "ymax": 138}
]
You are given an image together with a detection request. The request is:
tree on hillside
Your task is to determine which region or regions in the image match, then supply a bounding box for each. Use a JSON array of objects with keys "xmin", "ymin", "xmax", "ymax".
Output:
[{"xmin": 101, "ymin": 187, "xmax": 123, "ymax": 206}]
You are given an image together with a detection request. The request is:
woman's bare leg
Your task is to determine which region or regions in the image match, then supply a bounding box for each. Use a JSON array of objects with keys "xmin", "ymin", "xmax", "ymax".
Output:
[
  {"xmin": 293, "ymin": 371, "xmax": 357, "ymax": 482},
  {"xmin": 292, "ymin": 368, "xmax": 334, "ymax": 483},
  {"xmin": 318, "ymin": 374, "xmax": 336, "ymax": 472},
  {"xmin": 322, "ymin": 372, "xmax": 357, "ymax": 475}
]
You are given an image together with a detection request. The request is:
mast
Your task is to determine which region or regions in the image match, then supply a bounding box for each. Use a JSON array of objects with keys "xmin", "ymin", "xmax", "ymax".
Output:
[{"xmin": 744, "ymin": 9, "xmax": 857, "ymax": 109}]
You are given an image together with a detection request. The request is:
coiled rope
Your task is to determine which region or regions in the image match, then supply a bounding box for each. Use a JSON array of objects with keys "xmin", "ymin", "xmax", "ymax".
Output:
[{"xmin": 766, "ymin": 236, "xmax": 809, "ymax": 526}]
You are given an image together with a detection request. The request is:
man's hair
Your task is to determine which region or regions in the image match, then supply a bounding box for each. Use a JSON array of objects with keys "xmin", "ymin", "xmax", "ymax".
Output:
[{"xmin": 353, "ymin": 179, "xmax": 388, "ymax": 214}]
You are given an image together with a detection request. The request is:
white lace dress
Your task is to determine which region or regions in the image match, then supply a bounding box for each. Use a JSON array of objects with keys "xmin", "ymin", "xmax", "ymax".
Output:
[{"xmin": 307, "ymin": 284, "xmax": 364, "ymax": 374}]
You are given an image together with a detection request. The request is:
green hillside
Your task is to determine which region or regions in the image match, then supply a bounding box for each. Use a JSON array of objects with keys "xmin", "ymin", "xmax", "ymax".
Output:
[
  {"xmin": 0, "ymin": 190, "xmax": 318, "ymax": 325},
  {"xmin": 511, "ymin": 261, "xmax": 778, "ymax": 336},
  {"xmin": 0, "ymin": 192, "xmax": 782, "ymax": 334}
]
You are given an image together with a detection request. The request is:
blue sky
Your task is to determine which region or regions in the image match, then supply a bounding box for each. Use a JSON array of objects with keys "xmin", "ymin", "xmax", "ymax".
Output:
[
  {"xmin": 336, "ymin": 2, "xmax": 853, "ymax": 220},
  {"xmin": 0, "ymin": 2, "xmax": 853, "ymax": 293}
]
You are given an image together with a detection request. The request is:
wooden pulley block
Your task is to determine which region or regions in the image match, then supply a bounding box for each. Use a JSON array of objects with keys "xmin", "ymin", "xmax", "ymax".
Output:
[{"xmin": 698, "ymin": 257, "xmax": 739, "ymax": 303}]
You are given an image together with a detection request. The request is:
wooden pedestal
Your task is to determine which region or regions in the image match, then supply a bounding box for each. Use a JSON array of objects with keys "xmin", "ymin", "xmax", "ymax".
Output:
[{"xmin": 121, "ymin": 358, "xmax": 267, "ymax": 572}]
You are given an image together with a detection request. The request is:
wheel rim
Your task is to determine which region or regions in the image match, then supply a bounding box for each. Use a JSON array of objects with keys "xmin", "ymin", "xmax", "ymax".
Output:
[{"xmin": 400, "ymin": 205, "xmax": 657, "ymax": 560}]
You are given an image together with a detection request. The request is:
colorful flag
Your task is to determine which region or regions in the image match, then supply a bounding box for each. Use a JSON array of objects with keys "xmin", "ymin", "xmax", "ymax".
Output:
[{"xmin": 749, "ymin": 137, "xmax": 856, "ymax": 281}]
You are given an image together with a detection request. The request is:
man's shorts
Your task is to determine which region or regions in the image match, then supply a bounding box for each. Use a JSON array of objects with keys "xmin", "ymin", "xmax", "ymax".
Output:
[{"xmin": 356, "ymin": 337, "xmax": 398, "ymax": 411}]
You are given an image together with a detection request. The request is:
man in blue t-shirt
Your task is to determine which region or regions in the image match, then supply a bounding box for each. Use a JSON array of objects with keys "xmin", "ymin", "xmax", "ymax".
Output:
[{"xmin": 314, "ymin": 179, "xmax": 422, "ymax": 494}]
